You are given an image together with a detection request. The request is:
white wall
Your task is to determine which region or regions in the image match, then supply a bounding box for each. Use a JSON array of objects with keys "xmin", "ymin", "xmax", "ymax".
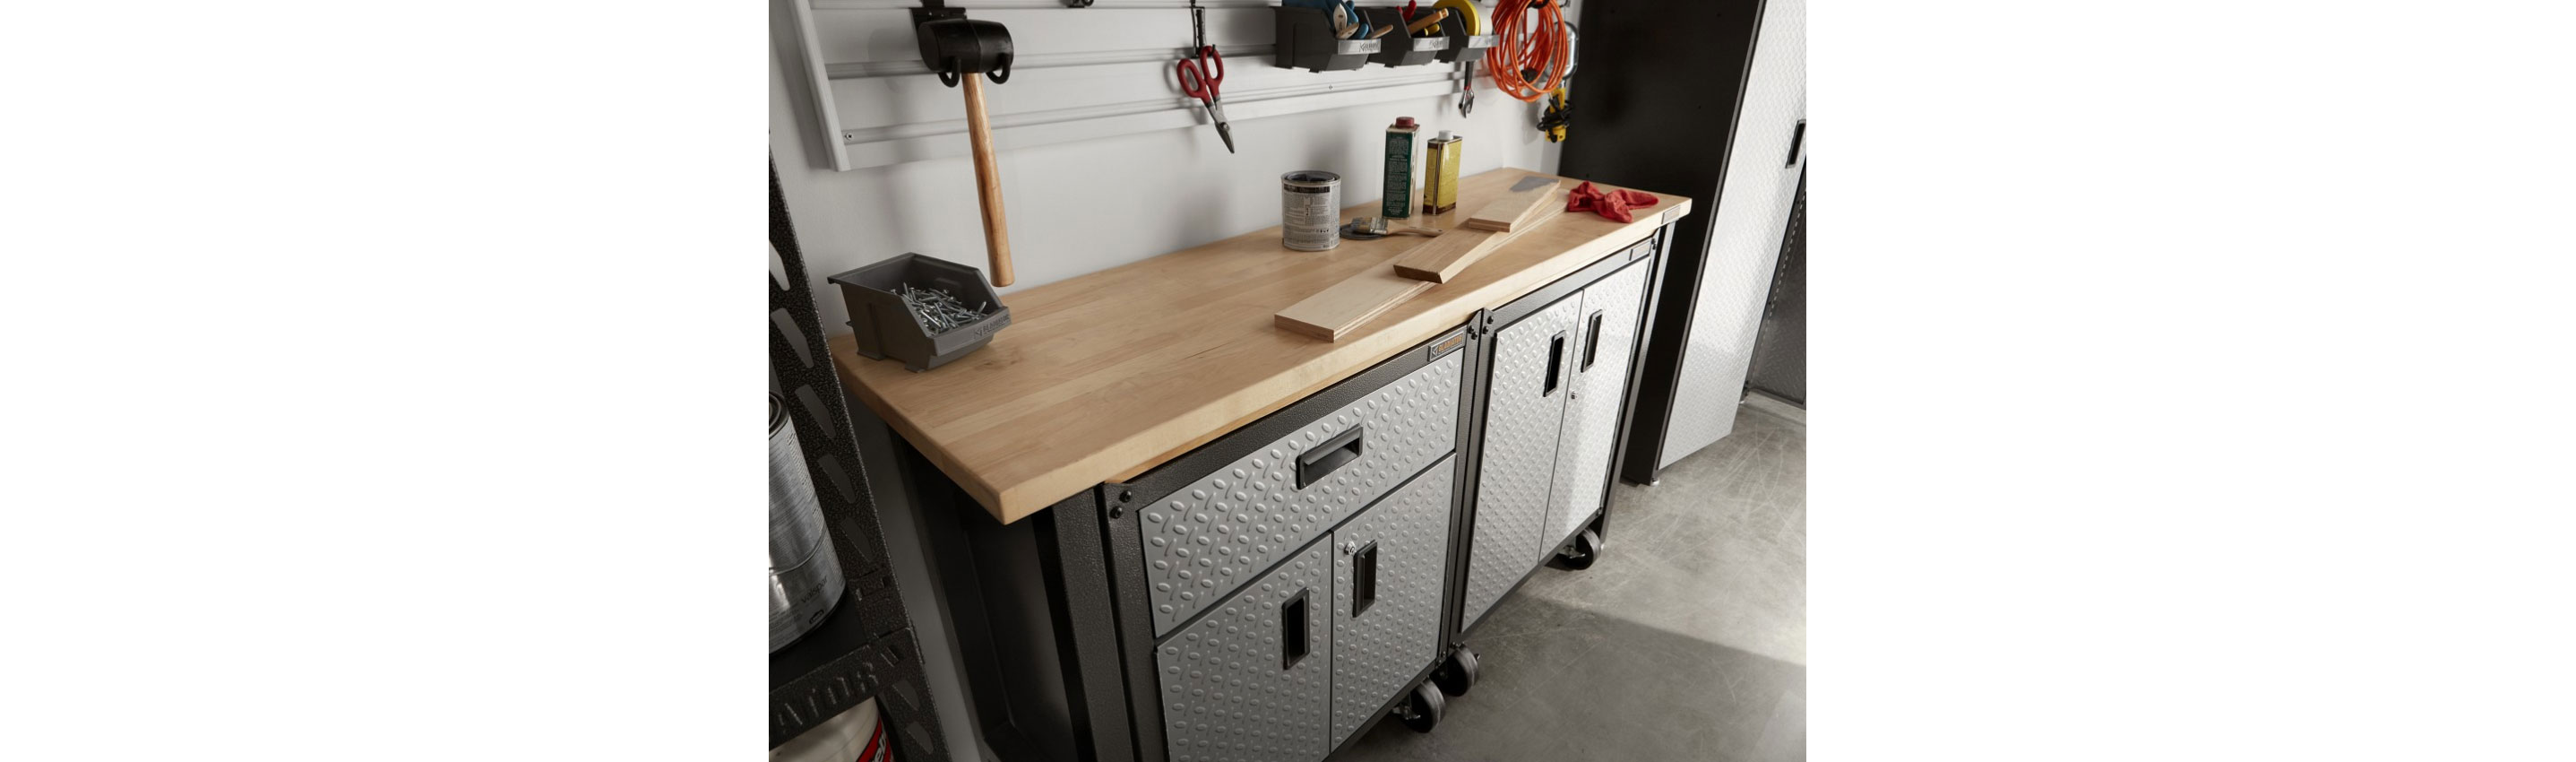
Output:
[{"xmin": 771, "ymin": 0, "xmax": 1570, "ymax": 332}]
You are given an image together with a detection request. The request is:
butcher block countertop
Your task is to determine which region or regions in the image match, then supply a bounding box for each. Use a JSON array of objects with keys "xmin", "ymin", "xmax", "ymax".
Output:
[{"xmin": 829, "ymin": 167, "xmax": 1692, "ymax": 524}]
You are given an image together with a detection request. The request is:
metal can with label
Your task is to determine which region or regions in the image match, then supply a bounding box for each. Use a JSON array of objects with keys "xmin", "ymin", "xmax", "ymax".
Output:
[
  {"xmin": 771, "ymin": 394, "xmax": 846, "ymax": 653},
  {"xmin": 1280, "ymin": 169, "xmax": 1341, "ymax": 252}
]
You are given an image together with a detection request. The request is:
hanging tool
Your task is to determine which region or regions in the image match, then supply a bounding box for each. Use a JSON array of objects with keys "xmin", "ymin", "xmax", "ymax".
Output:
[
  {"xmin": 1538, "ymin": 85, "xmax": 1571, "ymax": 142},
  {"xmin": 1176, "ymin": 47, "xmax": 1235, "ymax": 153},
  {"xmin": 915, "ymin": 13, "xmax": 1019, "ymax": 286},
  {"xmin": 1484, "ymin": 0, "xmax": 1570, "ymax": 102},
  {"xmin": 1438, "ymin": 0, "xmax": 1483, "ymax": 117},
  {"xmin": 1460, "ymin": 65, "xmax": 1478, "ymax": 116},
  {"xmin": 1176, "ymin": 2, "xmax": 1232, "ymax": 153}
]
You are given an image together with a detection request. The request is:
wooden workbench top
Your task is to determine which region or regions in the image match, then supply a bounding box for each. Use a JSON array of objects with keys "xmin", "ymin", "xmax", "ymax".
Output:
[{"xmin": 830, "ymin": 168, "xmax": 1692, "ymax": 524}]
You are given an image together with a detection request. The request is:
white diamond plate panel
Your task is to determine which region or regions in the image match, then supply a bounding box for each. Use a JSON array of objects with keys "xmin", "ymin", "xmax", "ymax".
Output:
[
  {"xmin": 1156, "ymin": 541, "xmax": 1333, "ymax": 762},
  {"xmin": 1138, "ymin": 353, "xmax": 1464, "ymax": 636},
  {"xmin": 1544, "ymin": 260, "xmax": 1652, "ymax": 551},
  {"xmin": 1330, "ymin": 460, "xmax": 1456, "ymax": 747},
  {"xmin": 1460, "ymin": 296, "xmax": 1582, "ymax": 629},
  {"xmin": 1660, "ymin": 0, "xmax": 1806, "ymax": 469}
]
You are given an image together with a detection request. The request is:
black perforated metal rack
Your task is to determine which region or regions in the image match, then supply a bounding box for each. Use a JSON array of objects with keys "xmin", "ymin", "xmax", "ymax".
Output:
[
  {"xmin": 1745, "ymin": 172, "xmax": 1805, "ymax": 405},
  {"xmin": 771, "ymin": 160, "xmax": 952, "ymax": 757}
]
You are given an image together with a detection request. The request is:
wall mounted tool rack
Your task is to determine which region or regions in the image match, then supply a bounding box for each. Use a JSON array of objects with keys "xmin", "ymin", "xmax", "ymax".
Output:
[
  {"xmin": 780, "ymin": 0, "xmax": 1501, "ymax": 169},
  {"xmin": 770, "ymin": 162, "xmax": 954, "ymax": 758},
  {"xmin": 1274, "ymin": 4, "xmax": 1495, "ymax": 72}
]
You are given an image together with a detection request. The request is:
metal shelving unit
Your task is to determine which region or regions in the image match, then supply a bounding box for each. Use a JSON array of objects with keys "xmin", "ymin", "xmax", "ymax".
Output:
[{"xmin": 771, "ymin": 160, "xmax": 952, "ymax": 758}]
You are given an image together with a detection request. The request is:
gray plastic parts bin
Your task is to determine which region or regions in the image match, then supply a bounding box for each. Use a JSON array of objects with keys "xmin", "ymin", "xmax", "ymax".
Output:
[{"xmin": 826, "ymin": 253, "xmax": 1012, "ymax": 372}]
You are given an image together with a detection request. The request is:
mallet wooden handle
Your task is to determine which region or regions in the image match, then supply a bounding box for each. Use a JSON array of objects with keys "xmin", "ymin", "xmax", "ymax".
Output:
[
  {"xmin": 961, "ymin": 74, "xmax": 1014, "ymax": 287},
  {"xmin": 1405, "ymin": 8, "xmax": 1449, "ymax": 35}
]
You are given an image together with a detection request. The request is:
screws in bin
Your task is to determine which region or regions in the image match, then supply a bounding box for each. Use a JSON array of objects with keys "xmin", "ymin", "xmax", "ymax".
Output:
[{"xmin": 899, "ymin": 283, "xmax": 995, "ymax": 335}]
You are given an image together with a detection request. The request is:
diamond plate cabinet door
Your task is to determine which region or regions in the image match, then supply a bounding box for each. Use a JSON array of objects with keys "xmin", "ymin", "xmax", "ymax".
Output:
[
  {"xmin": 1542, "ymin": 260, "xmax": 1654, "ymax": 551},
  {"xmin": 1137, "ymin": 353, "xmax": 1464, "ymax": 636},
  {"xmin": 1658, "ymin": 0, "xmax": 1806, "ymax": 468},
  {"xmin": 1460, "ymin": 295, "xmax": 1585, "ymax": 629},
  {"xmin": 1155, "ymin": 541, "xmax": 1335, "ymax": 762},
  {"xmin": 1330, "ymin": 459, "xmax": 1457, "ymax": 747}
]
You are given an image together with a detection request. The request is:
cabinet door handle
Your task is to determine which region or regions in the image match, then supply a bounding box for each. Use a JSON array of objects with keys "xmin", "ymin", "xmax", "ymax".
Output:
[
  {"xmin": 1543, "ymin": 329, "xmax": 1568, "ymax": 397},
  {"xmin": 1280, "ymin": 587, "xmax": 1311, "ymax": 671},
  {"xmin": 1351, "ymin": 541, "xmax": 1380, "ymax": 619},
  {"xmin": 1296, "ymin": 424, "xmax": 1366, "ymax": 489},
  {"xmin": 1581, "ymin": 309, "xmax": 1605, "ymax": 372}
]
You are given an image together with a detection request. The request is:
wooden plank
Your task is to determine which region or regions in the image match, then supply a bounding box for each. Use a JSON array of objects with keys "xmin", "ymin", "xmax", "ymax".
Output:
[
  {"xmin": 1273, "ymin": 266, "xmax": 1437, "ymax": 342},
  {"xmin": 829, "ymin": 167, "xmax": 1693, "ymax": 524},
  {"xmin": 1461, "ymin": 175, "xmax": 1562, "ymax": 232},
  {"xmin": 1285, "ymin": 186, "xmax": 1569, "ymax": 333},
  {"xmin": 1389, "ymin": 190, "xmax": 1568, "ymax": 282},
  {"xmin": 1386, "ymin": 228, "xmax": 1494, "ymax": 283}
]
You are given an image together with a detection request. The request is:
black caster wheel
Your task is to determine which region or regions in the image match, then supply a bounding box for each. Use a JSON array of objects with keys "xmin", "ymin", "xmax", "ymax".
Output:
[
  {"xmin": 1552, "ymin": 528, "xmax": 1603, "ymax": 570},
  {"xmin": 1398, "ymin": 681, "xmax": 1445, "ymax": 732},
  {"xmin": 1432, "ymin": 647, "xmax": 1479, "ymax": 697}
]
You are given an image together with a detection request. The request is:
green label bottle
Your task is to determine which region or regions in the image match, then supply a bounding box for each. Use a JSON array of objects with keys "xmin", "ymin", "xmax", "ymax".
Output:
[{"xmin": 1383, "ymin": 117, "xmax": 1419, "ymax": 219}]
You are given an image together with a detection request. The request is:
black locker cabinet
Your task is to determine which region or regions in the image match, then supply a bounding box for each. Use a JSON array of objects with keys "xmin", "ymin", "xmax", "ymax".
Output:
[{"xmin": 1562, "ymin": 0, "xmax": 1806, "ymax": 483}]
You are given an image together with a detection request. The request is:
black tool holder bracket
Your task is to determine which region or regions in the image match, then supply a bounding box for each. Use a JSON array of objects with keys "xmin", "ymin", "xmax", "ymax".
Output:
[{"xmin": 912, "ymin": 4, "xmax": 1014, "ymax": 87}]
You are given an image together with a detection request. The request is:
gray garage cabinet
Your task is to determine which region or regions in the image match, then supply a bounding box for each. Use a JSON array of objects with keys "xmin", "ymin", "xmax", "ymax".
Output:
[{"xmin": 892, "ymin": 230, "xmax": 1676, "ymax": 762}]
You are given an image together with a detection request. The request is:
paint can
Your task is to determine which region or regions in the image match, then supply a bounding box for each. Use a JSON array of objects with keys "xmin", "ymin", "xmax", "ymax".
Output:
[
  {"xmin": 1281, "ymin": 170, "xmax": 1342, "ymax": 251},
  {"xmin": 1423, "ymin": 130, "xmax": 1462, "ymax": 214},
  {"xmin": 1382, "ymin": 117, "xmax": 1420, "ymax": 219},
  {"xmin": 771, "ymin": 394, "xmax": 847, "ymax": 653}
]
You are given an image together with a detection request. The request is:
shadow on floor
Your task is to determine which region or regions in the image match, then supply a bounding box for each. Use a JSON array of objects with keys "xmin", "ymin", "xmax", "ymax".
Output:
[{"xmin": 1335, "ymin": 406, "xmax": 1807, "ymax": 762}]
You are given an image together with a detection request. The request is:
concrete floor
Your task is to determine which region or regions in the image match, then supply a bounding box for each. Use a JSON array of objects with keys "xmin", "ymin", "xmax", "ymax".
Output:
[{"xmin": 1336, "ymin": 405, "xmax": 1807, "ymax": 762}]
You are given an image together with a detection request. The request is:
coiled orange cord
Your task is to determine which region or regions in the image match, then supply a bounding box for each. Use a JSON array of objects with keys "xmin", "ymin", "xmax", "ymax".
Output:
[{"xmin": 1483, "ymin": 0, "xmax": 1568, "ymax": 102}]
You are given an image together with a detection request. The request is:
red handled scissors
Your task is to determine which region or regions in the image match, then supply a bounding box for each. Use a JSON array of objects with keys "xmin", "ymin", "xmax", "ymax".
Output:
[{"xmin": 1176, "ymin": 46, "xmax": 1235, "ymax": 153}]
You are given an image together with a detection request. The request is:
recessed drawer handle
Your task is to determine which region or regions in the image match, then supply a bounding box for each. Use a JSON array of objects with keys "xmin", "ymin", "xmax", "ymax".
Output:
[
  {"xmin": 1543, "ymin": 329, "xmax": 1568, "ymax": 397},
  {"xmin": 1581, "ymin": 309, "xmax": 1605, "ymax": 371},
  {"xmin": 1280, "ymin": 587, "xmax": 1310, "ymax": 671},
  {"xmin": 1296, "ymin": 424, "xmax": 1366, "ymax": 489},
  {"xmin": 1352, "ymin": 540, "xmax": 1379, "ymax": 619}
]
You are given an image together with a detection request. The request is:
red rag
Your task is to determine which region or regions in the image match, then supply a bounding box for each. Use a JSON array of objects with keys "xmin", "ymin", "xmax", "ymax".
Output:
[{"xmin": 1565, "ymin": 181, "xmax": 1661, "ymax": 223}]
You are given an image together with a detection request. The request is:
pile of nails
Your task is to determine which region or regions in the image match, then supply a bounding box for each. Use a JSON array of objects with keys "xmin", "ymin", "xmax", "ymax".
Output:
[{"xmin": 900, "ymin": 283, "xmax": 994, "ymax": 335}]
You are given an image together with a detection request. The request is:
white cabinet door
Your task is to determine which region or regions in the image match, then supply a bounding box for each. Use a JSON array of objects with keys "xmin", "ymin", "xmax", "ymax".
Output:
[
  {"xmin": 1659, "ymin": 0, "xmax": 1807, "ymax": 468},
  {"xmin": 1544, "ymin": 259, "xmax": 1654, "ymax": 551},
  {"xmin": 1460, "ymin": 296, "xmax": 1584, "ymax": 630}
]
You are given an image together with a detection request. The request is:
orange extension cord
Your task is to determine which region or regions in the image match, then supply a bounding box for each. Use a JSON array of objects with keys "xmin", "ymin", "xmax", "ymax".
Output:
[{"xmin": 1483, "ymin": 0, "xmax": 1568, "ymax": 102}]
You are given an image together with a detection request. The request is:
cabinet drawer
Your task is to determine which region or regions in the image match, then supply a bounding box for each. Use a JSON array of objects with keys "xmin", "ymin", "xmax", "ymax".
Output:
[
  {"xmin": 1135, "ymin": 351, "xmax": 1465, "ymax": 636},
  {"xmin": 1331, "ymin": 459, "xmax": 1455, "ymax": 748},
  {"xmin": 1155, "ymin": 541, "xmax": 1332, "ymax": 762}
]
